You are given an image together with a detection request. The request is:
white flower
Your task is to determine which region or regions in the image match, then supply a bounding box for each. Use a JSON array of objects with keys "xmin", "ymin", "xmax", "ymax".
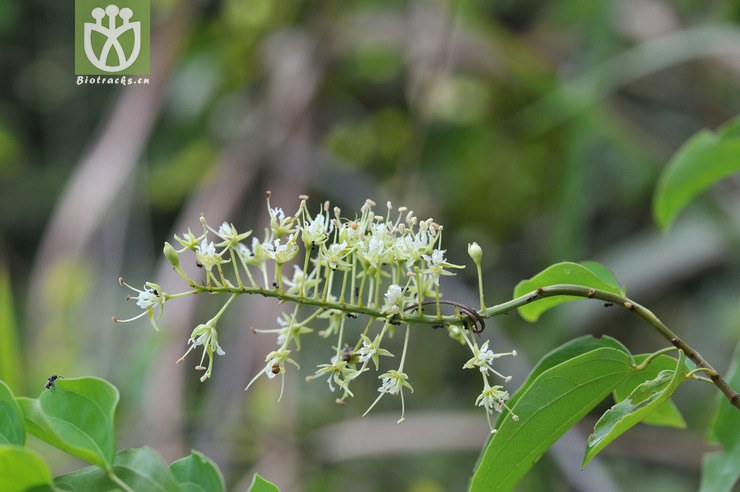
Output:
[
  {"xmin": 269, "ymin": 207, "xmax": 296, "ymax": 238},
  {"xmin": 114, "ymin": 279, "xmax": 166, "ymax": 331},
  {"xmin": 176, "ymin": 323, "xmax": 226, "ymax": 382},
  {"xmin": 196, "ymin": 239, "xmax": 227, "ymax": 273},
  {"xmin": 363, "ymin": 369, "xmax": 414, "ymax": 423},
  {"xmin": 421, "ymin": 249, "xmax": 463, "ymax": 285},
  {"xmin": 320, "ymin": 241, "xmax": 352, "ymax": 270},
  {"xmin": 356, "ymin": 334, "xmax": 393, "ymax": 370},
  {"xmin": 245, "ymin": 349, "xmax": 300, "ymax": 401},
  {"xmin": 302, "ymin": 213, "xmax": 329, "ymax": 246},
  {"xmin": 135, "ymin": 286, "xmax": 159, "ymax": 310},
  {"xmin": 382, "ymin": 284, "xmax": 404, "ymax": 314},
  {"xmin": 463, "ymin": 340, "xmax": 516, "ymax": 380},
  {"xmin": 267, "ymin": 235, "xmax": 299, "ymax": 264},
  {"xmin": 476, "ymin": 384, "xmax": 509, "ymax": 415}
]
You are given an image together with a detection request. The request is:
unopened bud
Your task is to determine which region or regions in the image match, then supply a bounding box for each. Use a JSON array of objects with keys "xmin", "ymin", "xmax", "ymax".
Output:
[
  {"xmin": 163, "ymin": 242, "xmax": 180, "ymax": 267},
  {"xmin": 468, "ymin": 242, "xmax": 483, "ymax": 265}
]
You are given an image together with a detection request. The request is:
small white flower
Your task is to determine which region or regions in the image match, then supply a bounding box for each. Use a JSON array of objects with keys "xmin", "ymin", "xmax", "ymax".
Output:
[
  {"xmin": 382, "ymin": 284, "xmax": 404, "ymax": 314},
  {"xmin": 320, "ymin": 241, "xmax": 352, "ymax": 270},
  {"xmin": 135, "ymin": 287, "xmax": 159, "ymax": 310},
  {"xmin": 476, "ymin": 384, "xmax": 509, "ymax": 415},
  {"xmin": 177, "ymin": 323, "xmax": 226, "ymax": 382},
  {"xmin": 196, "ymin": 239, "xmax": 228, "ymax": 274},
  {"xmin": 302, "ymin": 213, "xmax": 329, "ymax": 246},
  {"xmin": 269, "ymin": 207, "xmax": 296, "ymax": 238},
  {"xmin": 356, "ymin": 334, "xmax": 393, "ymax": 370},
  {"xmin": 363, "ymin": 369, "xmax": 414, "ymax": 423},
  {"xmin": 114, "ymin": 279, "xmax": 166, "ymax": 331},
  {"xmin": 463, "ymin": 340, "xmax": 516, "ymax": 379},
  {"xmin": 267, "ymin": 235, "xmax": 299, "ymax": 264}
]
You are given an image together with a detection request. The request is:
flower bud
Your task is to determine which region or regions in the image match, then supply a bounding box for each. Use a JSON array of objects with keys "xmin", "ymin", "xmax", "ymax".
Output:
[
  {"xmin": 164, "ymin": 242, "xmax": 180, "ymax": 267},
  {"xmin": 468, "ymin": 242, "xmax": 483, "ymax": 265}
]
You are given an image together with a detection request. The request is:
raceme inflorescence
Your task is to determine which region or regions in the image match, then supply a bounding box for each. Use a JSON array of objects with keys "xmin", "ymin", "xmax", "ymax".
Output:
[{"xmin": 114, "ymin": 192, "xmax": 517, "ymax": 430}]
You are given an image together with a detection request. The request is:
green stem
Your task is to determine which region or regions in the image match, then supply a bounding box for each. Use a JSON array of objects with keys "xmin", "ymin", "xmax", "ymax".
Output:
[
  {"xmin": 476, "ymin": 262, "xmax": 485, "ymax": 311},
  {"xmin": 107, "ymin": 469, "xmax": 135, "ymax": 492},
  {"xmin": 398, "ymin": 324, "xmax": 411, "ymax": 372},
  {"xmin": 301, "ymin": 245, "xmax": 312, "ymax": 298},
  {"xmin": 229, "ymin": 249, "xmax": 244, "ymax": 288},
  {"xmin": 634, "ymin": 347, "xmax": 678, "ymax": 370}
]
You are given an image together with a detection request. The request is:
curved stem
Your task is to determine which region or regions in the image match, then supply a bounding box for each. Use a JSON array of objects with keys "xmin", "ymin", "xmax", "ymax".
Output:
[
  {"xmin": 482, "ymin": 284, "xmax": 740, "ymax": 409},
  {"xmin": 107, "ymin": 469, "xmax": 135, "ymax": 492}
]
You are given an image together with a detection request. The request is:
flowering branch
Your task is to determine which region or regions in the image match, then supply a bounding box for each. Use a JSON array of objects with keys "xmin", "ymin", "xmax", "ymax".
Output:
[{"xmin": 114, "ymin": 191, "xmax": 738, "ymax": 435}]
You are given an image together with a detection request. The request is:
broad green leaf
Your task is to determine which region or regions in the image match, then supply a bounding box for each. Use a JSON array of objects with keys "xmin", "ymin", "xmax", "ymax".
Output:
[
  {"xmin": 0, "ymin": 446, "xmax": 53, "ymax": 492},
  {"xmin": 470, "ymin": 347, "xmax": 632, "ymax": 491},
  {"xmin": 0, "ymin": 380, "xmax": 24, "ymax": 446},
  {"xmin": 248, "ymin": 473, "xmax": 281, "ymax": 492},
  {"xmin": 613, "ymin": 354, "xmax": 686, "ymax": 428},
  {"xmin": 55, "ymin": 447, "xmax": 184, "ymax": 491},
  {"xmin": 700, "ymin": 448, "xmax": 740, "ymax": 492},
  {"xmin": 0, "ymin": 267, "xmax": 23, "ymax": 392},
  {"xmin": 500, "ymin": 335, "xmax": 630, "ymax": 422},
  {"xmin": 707, "ymin": 342, "xmax": 740, "ymax": 450},
  {"xmin": 514, "ymin": 262, "xmax": 626, "ymax": 322},
  {"xmin": 583, "ymin": 351, "xmax": 689, "ymax": 467},
  {"xmin": 701, "ymin": 341, "xmax": 740, "ymax": 492},
  {"xmin": 17, "ymin": 377, "xmax": 118, "ymax": 469},
  {"xmin": 170, "ymin": 450, "xmax": 225, "ymax": 492},
  {"xmin": 653, "ymin": 115, "xmax": 740, "ymax": 230}
]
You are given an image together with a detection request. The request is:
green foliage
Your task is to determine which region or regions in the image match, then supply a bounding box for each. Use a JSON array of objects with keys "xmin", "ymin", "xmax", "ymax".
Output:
[
  {"xmin": 470, "ymin": 340, "xmax": 633, "ymax": 491},
  {"xmin": 583, "ymin": 350, "xmax": 689, "ymax": 467},
  {"xmin": 700, "ymin": 343, "xmax": 740, "ymax": 492},
  {"xmin": 55, "ymin": 448, "xmax": 184, "ymax": 491},
  {"xmin": 0, "ymin": 376, "xmax": 234, "ymax": 492},
  {"xmin": 0, "ymin": 380, "xmax": 24, "ymax": 446},
  {"xmin": 17, "ymin": 377, "xmax": 118, "ymax": 469},
  {"xmin": 653, "ymin": 115, "xmax": 740, "ymax": 230},
  {"xmin": 248, "ymin": 473, "xmax": 281, "ymax": 492},
  {"xmin": 0, "ymin": 446, "xmax": 53, "ymax": 491},
  {"xmin": 513, "ymin": 261, "xmax": 625, "ymax": 321},
  {"xmin": 170, "ymin": 450, "xmax": 226, "ymax": 492},
  {"xmin": 613, "ymin": 354, "xmax": 687, "ymax": 428}
]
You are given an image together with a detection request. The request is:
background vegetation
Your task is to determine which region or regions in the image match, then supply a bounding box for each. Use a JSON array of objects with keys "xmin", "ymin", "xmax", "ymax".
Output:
[{"xmin": 1, "ymin": 0, "xmax": 739, "ymax": 490}]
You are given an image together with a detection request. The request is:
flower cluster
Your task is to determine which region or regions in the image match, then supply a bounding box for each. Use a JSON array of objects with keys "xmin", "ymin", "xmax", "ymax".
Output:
[{"xmin": 115, "ymin": 192, "xmax": 517, "ymax": 430}]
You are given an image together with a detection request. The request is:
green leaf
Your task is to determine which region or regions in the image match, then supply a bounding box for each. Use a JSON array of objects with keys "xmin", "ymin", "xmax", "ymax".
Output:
[
  {"xmin": 0, "ymin": 446, "xmax": 53, "ymax": 492},
  {"xmin": 613, "ymin": 354, "xmax": 686, "ymax": 428},
  {"xmin": 170, "ymin": 450, "xmax": 225, "ymax": 492},
  {"xmin": 500, "ymin": 335, "xmax": 630, "ymax": 422},
  {"xmin": 17, "ymin": 377, "xmax": 118, "ymax": 469},
  {"xmin": 248, "ymin": 473, "xmax": 281, "ymax": 492},
  {"xmin": 55, "ymin": 447, "xmax": 184, "ymax": 492},
  {"xmin": 0, "ymin": 380, "xmax": 24, "ymax": 446},
  {"xmin": 700, "ymin": 448, "xmax": 740, "ymax": 492},
  {"xmin": 583, "ymin": 350, "xmax": 689, "ymax": 467},
  {"xmin": 0, "ymin": 266, "xmax": 23, "ymax": 392},
  {"xmin": 514, "ymin": 261, "xmax": 626, "ymax": 322},
  {"xmin": 470, "ymin": 346, "xmax": 633, "ymax": 491},
  {"xmin": 707, "ymin": 342, "xmax": 740, "ymax": 450},
  {"xmin": 701, "ymin": 341, "xmax": 740, "ymax": 492},
  {"xmin": 653, "ymin": 115, "xmax": 740, "ymax": 230}
]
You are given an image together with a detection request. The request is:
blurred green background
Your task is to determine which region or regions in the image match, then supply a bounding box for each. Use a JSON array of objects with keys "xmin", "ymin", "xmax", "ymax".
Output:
[{"xmin": 1, "ymin": 0, "xmax": 739, "ymax": 490}]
